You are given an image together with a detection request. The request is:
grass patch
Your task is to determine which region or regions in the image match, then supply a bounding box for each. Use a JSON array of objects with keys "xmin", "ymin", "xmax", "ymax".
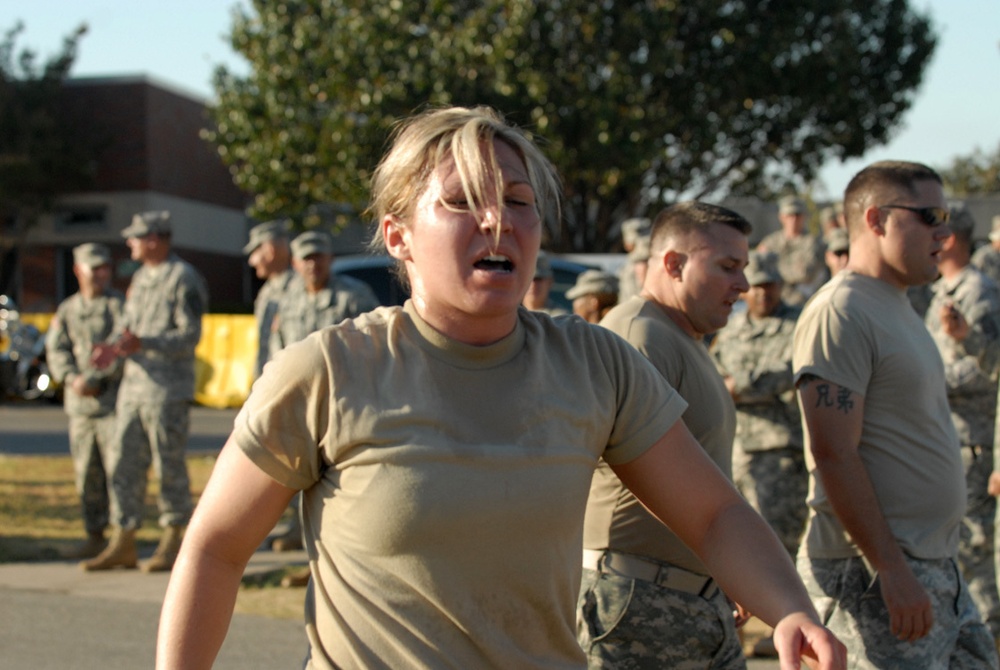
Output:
[{"xmin": 0, "ymin": 452, "xmax": 306, "ymax": 620}]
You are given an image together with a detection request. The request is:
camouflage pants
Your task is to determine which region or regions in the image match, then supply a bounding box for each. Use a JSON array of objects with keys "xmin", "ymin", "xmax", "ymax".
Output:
[
  {"xmin": 577, "ymin": 567, "xmax": 745, "ymax": 669},
  {"xmin": 108, "ymin": 400, "xmax": 192, "ymax": 530},
  {"xmin": 959, "ymin": 444, "xmax": 1000, "ymax": 641},
  {"xmin": 67, "ymin": 413, "xmax": 116, "ymax": 534},
  {"xmin": 733, "ymin": 446, "xmax": 808, "ymax": 556},
  {"xmin": 797, "ymin": 555, "xmax": 998, "ymax": 669}
]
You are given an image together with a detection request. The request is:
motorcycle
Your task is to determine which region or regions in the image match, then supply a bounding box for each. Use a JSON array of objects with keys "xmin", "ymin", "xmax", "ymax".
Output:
[{"xmin": 0, "ymin": 295, "xmax": 57, "ymax": 402}]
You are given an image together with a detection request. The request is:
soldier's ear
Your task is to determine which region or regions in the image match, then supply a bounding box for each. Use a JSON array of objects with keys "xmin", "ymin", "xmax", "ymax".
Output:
[
  {"xmin": 664, "ymin": 250, "xmax": 685, "ymax": 278},
  {"xmin": 383, "ymin": 216, "xmax": 411, "ymax": 261},
  {"xmin": 863, "ymin": 206, "xmax": 884, "ymax": 236}
]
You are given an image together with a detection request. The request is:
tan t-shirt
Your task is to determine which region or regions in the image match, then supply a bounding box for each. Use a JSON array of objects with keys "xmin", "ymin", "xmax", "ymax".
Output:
[
  {"xmin": 233, "ymin": 303, "xmax": 686, "ymax": 669},
  {"xmin": 793, "ymin": 271, "xmax": 965, "ymax": 560},
  {"xmin": 583, "ymin": 296, "xmax": 736, "ymax": 574}
]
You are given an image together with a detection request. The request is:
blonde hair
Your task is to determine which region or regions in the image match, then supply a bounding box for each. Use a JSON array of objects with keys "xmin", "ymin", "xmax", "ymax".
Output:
[{"xmin": 368, "ymin": 106, "xmax": 560, "ymax": 253}]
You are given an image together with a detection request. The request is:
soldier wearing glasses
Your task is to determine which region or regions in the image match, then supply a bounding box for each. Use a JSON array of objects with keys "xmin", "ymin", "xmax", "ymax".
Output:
[{"xmin": 793, "ymin": 161, "xmax": 998, "ymax": 667}]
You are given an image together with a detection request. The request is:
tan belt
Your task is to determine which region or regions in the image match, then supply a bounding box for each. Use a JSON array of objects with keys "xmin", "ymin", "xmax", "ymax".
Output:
[{"xmin": 583, "ymin": 549, "xmax": 719, "ymax": 599}]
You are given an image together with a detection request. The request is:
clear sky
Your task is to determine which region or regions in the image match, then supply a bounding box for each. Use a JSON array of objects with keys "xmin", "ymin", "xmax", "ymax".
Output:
[{"xmin": 8, "ymin": 0, "xmax": 999, "ymax": 197}]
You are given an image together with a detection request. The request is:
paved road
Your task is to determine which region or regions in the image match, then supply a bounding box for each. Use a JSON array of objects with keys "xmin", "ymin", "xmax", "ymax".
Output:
[
  {"xmin": 0, "ymin": 402, "xmax": 779, "ymax": 668},
  {"xmin": 0, "ymin": 401, "xmax": 238, "ymax": 455}
]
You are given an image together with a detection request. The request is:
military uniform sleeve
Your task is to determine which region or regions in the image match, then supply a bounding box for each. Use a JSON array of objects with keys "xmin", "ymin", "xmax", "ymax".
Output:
[
  {"xmin": 140, "ymin": 267, "xmax": 208, "ymax": 357},
  {"xmin": 44, "ymin": 304, "xmax": 77, "ymax": 384}
]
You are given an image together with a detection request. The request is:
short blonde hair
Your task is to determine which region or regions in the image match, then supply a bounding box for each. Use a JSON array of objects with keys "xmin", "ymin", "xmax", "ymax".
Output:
[{"xmin": 368, "ymin": 106, "xmax": 560, "ymax": 251}]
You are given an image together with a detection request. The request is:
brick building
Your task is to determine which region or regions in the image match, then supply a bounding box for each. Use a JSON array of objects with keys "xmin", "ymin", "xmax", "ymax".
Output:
[{"xmin": 8, "ymin": 75, "xmax": 253, "ymax": 313}]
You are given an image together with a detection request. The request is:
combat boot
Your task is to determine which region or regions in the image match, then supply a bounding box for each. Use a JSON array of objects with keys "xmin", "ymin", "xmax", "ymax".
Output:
[
  {"xmin": 63, "ymin": 531, "xmax": 108, "ymax": 560},
  {"xmin": 141, "ymin": 524, "xmax": 184, "ymax": 573},
  {"xmin": 80, "ymin": 527, "xmax": 137, "ymax": 571}
]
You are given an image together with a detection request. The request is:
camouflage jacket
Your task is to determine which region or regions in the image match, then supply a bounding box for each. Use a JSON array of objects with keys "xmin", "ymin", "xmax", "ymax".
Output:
[
  {"xmin": 253, "ymin": 268, "xmax": 296, "ymax": 378},
  {"xmin": 925, "ymin": 265, "xmax": 1000, "ymax": 446},
  {"xmin": 277, "ymin": 273, "xmax": 380, "ymax": 347},
  {"xmin": 711, "ymin": 302, "xmax": 802, "ymax": 452},
  {"xmin": 116, "ymin": 254, "xmax": 209, "ymax": 402},
  {"xmin": 972, "ymin": 245, "xmax": 1000, "ymax": 288},
  {"xmin": 756, "ymin": 230, "xmax": 826, "ymax": 307},
  {"xmin": 45, "ymin": 290, "xmax": 125, "ymax": 417}
]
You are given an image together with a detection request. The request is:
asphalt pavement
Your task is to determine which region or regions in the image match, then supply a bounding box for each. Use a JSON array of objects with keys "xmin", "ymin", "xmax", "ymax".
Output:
[
  {"xmin": 0, "ymin": 402, "xmax": 310, "ymax": 669},
  {"xmin": 0, "ymin": 402, "xmax": 779, "ymax": 669}
]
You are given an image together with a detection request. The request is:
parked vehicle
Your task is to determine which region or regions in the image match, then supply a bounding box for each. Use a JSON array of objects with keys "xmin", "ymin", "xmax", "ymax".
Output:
[
  {"xmin": 332, "ymin": 254, "xmax": 596, "ymax": 312},
  {"xmin": 0, "ymin": 295, "xmax": 56, "ymax": 402}
]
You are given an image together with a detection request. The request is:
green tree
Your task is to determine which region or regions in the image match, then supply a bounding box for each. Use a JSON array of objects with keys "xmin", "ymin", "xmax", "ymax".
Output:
[
  {"xmin": 940, "ymin": 143, "xmax": 1000, "ymax": 196},
  {"xmin": 208, "ymin": 0, "xmax": 937, "ymax": 251},
  {"xmin": 0, "ymin": 22, "xmax": 90, "ymax": 293}
]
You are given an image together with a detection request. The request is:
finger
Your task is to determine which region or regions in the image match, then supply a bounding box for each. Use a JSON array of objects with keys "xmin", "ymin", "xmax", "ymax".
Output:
[{"xmin": 913, "ymin": 606, "xmax": 934, "ymax": 641}]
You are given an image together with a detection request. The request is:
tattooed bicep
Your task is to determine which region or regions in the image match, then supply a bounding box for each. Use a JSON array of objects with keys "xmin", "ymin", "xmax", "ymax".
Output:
[{"xmin": 798, "ymin": 374, "xmax": 856, "ymax": 414}]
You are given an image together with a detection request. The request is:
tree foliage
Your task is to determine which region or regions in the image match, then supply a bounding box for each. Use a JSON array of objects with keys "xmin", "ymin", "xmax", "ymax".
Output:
[
  {"xmin": 0, "ymin": 22, "xmax": 91, "ymax": 292},
  {"xmin": 209, "ymin": 0, "xmax": 937, "ymax": 251},
  {"xmin": 0, "ymin": 22, "xmax": 91, "ymax": 227},
  {"xmin": 939, "ymin": 143, "xmax": 1000, "ymax": 196}
]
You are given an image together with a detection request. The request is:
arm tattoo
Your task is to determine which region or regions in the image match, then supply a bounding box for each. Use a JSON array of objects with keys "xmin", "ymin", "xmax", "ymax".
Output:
[{"xmin": 799, "ymin": 373, "xmax": 855, "ymax": 414}]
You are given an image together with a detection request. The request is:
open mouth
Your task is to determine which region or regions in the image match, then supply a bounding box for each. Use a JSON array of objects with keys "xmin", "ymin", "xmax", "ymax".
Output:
[{"xmin": 473, "ymin": 254, "xmax": 514, "ymax": 273}]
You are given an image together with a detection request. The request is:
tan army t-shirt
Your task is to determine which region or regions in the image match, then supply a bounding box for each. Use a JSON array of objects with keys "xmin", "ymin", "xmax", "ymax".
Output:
[
  {"xmin": 793, "ymin": 271, "xmax": 965, "ymax": 560},
  {"xmin": 583, "ymin": 296, "xmax": 737, "ymax": 574},
  {"xmin": 233, "ymin": 303, "xmax": 687, "ymax": 669}
]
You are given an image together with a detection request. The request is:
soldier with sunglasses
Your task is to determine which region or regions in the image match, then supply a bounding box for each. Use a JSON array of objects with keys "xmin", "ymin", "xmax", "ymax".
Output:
[{"xmin": 793, "ymin": 161, "xmax": 998, "ymax": 668}]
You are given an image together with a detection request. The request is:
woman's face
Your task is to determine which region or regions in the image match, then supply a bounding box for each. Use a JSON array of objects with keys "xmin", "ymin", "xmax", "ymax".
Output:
[{"xmin": 385, "ymin": 138, "xmax": 542, "ymax": 344}]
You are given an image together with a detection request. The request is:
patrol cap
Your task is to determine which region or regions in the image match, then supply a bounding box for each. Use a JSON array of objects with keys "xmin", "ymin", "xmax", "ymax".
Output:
[
  {"xmin": 534, "ymin": 250, "xmax": 553, "ymax": 280},
  {"xmin": 990, "ymin": 214, "xmax": 1000, "ymax": 243},
  {"xmin": 565, "ymin": 269, "xmax": 619, "ymax": 300},
  {"xmin": 291, "ymin": 230, "xmax": 334, "ymax": 259},
  {"xmin": 778, "ymin": 195, "xmax": 806, "ymax": 216},
  {"xmin": 825, "ymin": 228, "xmax": 850, "ymax": 254},
  {"xmin": 121, "ymin": 210, "xmax": 171, "ymax": 238},
  {"xmin": 621, "ymin": 217, "xmax": 651, "ymax": 247},
  {"xmin": 72, "ymin": 242, "xmax": 112, "ymax": 268},
  {"xmin": 744, "ymin": 250, "xmax": 782, "ymax": 286},
  {"xmin": 243, "ymin": 219, "xmax": 291, "ymax": 255}
]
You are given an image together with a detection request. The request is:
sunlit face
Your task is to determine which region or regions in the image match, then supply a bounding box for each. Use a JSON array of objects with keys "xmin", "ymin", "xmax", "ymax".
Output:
[
  {"xmin": 876, "ymin": 179, "xmax": 950, "ymax": 289},
  {"xmin": 673, "ymin": 223, "xmax": 750, "ymax": 337},
  {"xmin": 74, "ymin": 262, "xmax": 113, "ymax": 295},
  {"xmin": 779, "ymin": 212, "xmax": 805, "ymax": 237},
  {"xmin": 743, "ymin": 281, "xmax": 782, "ymax": 319},
  {"xmin": 248, "ymin": 240, "xmax": 283, "ymax": 280},
  {"xmin": 387, "ymin": 139, "xmax": 541, "ymax": 342},
  {"xmin": 126, "ymin": 234, "xmax": 154, "ymax": 262},
  {"xmin": 293, "ymin": 253, "xmax": 332, "ymax": 292}
]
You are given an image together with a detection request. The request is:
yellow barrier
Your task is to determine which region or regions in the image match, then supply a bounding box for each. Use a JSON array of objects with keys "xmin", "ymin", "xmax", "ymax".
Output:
[
  {"xmin": 24, "ymin": 312, "xmax": 258, "ymax": 409},
  {"xmin": 194, "ymin": 314, "xmax": 258, "ymax": 409}
]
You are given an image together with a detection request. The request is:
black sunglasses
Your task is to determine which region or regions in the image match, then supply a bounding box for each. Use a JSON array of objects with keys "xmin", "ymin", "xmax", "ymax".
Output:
[{"xmin": 878, "ymin": 205, "xmax": 950, "ymax": 227}]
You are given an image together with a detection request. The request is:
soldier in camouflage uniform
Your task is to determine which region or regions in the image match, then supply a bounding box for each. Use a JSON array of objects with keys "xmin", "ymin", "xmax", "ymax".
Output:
[
  {"xmin": 711, "ymin": 251, "xmax": 806, "ymax": 557},
  {"xmin": 244, "ymin": 219, "xmax": 296, "ymax": 379},
  {"xmin": 271, "ymin": 229, "xmax": 379, "ymax": 566},
  {"xmin": 45, "ymin": 243, "xmax": 125, "ymax": 559},
  {"xmin": 756, "ymin": 195, "xmax": 826, "ymax": 307},
  {"xmin": 83, "ymin": 211, "xmax": 209, "ymax": 574},
  {"xmin": 277, "ymin": 230, "xmax": 380, "ymax": 347},
  {"xmin": 972, "ymin": 215, "xmax": 1000, "ymax": 287},
  {"xmin": 925, "ymin": 204, "xmax": 1000, "ymax": 645}
]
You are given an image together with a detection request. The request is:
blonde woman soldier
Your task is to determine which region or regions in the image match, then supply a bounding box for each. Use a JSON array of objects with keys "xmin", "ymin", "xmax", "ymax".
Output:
[{"xmin": 156, "ymin": 106, "xmax": 845, "ymax": 670}]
